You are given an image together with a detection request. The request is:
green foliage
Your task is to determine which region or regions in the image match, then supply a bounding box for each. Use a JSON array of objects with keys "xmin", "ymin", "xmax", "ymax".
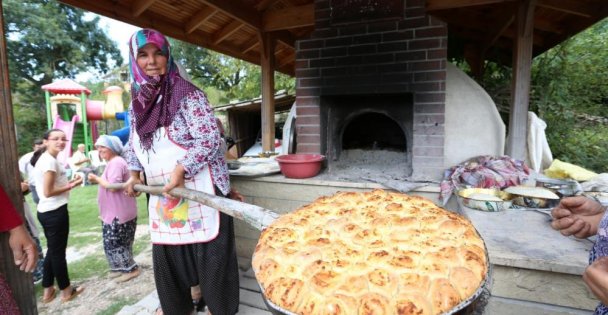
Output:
[
  {"xmin": 3, "ymin": 0, "xmax": 123, "ymax": 153},
  {"xmin": 469, "ymin": 18, "xmax": 608, "ymax": 173},
  {"xmin": 169, "ymin": 38, "xmax": 295, "ymax": 105}
]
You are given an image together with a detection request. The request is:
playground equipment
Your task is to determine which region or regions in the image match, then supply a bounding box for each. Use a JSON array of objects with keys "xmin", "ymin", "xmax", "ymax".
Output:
[{"xmin": 41, "ymin": 79, "xmax": 129, "ymax": 166}]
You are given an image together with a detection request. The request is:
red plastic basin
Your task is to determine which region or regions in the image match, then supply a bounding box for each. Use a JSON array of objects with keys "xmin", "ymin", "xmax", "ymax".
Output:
[{"xmin": 275, "ymin": 154, "xmax": 325, "ymax": 179}]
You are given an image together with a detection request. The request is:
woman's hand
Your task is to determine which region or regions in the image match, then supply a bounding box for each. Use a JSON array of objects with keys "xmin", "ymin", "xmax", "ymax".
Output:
[
  {"xmin": 584, "ymin": 257, "xmax": 608, "ymax": 305},
  {"xmin": 87, "ymin": 173, "xmax": 98, "ymax": 184},
  {"xmin": 229, "ymin": 188, "xmax": 245, "ymax": 202},
  {"xmin": 163, "ymin": 164, "xmax": 185, "ymax": 199},
  {"xmin": 69, "ymin": 175, "xmax": 84, "ymax": 188},
  {"xmin": 20, "ymin": 181, "xmax": 29, "ymax": 193},
  {"xmin": 8, "ymin": 225, "xmax": 37, "ymax": 272},
  {"xmin": 551, "ymin": 196, "xmax": 605, "ymax": 238},
  {"xmin": 125, "ymin": 171, "xmax": 142, "ymax": 197}
]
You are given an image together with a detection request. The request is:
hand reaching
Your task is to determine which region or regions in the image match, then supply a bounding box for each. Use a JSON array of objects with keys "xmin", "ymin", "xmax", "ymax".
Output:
[
  {"xmin": 163, "ymin": 164, "xmax": 185, "ymax": 199},
  {"xmin": 8, "ymin": 225, "xmax": 37, "ymax": 272},
  {"xmin": 125, "ymin": 174, "xmax": 142, "ymax": 197},
  {"xmin": 69, "ymin": 175, "xmax": 84, "ymax": 188},
  {"xmin": 87, "ymin": 173, "xmax": 98, "ymax": 184},
  {"xmin": 584, "ymin": 257, "xmax": 608, "ymax": 305},
  {"xmin": 228, "ymin": 188, "xmax": 245, "ymax": 202},
  {"xmin": 551, "ymin": 196, "xmax": 605, "ymax": 239}
]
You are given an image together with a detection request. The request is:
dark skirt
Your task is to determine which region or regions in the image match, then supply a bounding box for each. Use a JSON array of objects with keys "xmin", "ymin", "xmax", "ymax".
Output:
[
  {"xmin": 102, "ymin": 218, "xmax": 138, "ymax": 273},
  {"xmin": 153, "ymin": 212, "xmax": 240, "ymax": 315}
]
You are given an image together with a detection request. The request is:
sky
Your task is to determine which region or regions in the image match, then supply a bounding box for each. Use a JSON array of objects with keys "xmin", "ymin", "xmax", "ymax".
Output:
[
  {"xmin": 97, "ymin": 15, "xmax": 139, "ymax": 62},
  {"xmin": 76, "ymin": 14, "xmax": 139, "ymax": 81}
]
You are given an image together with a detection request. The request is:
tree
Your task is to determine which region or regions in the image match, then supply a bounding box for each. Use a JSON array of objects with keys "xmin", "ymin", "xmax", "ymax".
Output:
[
  {"xmin": 2, "ymin": 0, "xmax": 123, "ymax": 154},
  {"xmin": 170, "ymin": 39, "xmax": 294, "ymax": 105}
]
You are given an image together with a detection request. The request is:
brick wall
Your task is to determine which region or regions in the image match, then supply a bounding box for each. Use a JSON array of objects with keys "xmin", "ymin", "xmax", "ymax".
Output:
[{"xmin": 295, "ymin": 0, "xmax": 447, "ymax": 179}]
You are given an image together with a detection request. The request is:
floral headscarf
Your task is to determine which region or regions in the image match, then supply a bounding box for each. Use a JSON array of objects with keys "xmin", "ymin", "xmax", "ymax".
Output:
[{"xmin": 128, "ymin": 28, "xmax": 197, "ymax": 151}]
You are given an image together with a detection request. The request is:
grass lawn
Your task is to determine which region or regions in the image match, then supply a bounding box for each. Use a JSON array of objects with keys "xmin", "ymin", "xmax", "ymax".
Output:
[{"xmin": 29, "ymin": 184, "xmax": 150, "ymax": 295}]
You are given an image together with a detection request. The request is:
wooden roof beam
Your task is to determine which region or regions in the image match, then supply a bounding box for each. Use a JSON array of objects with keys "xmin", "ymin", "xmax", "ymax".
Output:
[
  {"xmin": 213, "ymin": 20, "xmax": 244, "ymax": 45},
  {"xmin": 185, "ymin": 6, "xmax": 217, "ymax": 34},
  {"xmin": 200, "ymin": 0, "xmax": 262, "ymax": 29},
  {"xmin": 131, "ymin": 0, "xmax": 157, "ymax": 17},
  {"xmin": 263, "ymin": 4, "xmax": 314, "ymax": 31},
  {"xmin": 242, "ymin": 37, "xmax": 260, "ymax": 54},
  {"xmin": 256, "ymin": 0, "xmax": 279, "ymax": 11},
  {"xmin": 482, "ymin": 8, "xmax": 515, "ymax": 52},
  {"xmin": 427, "ymin": 0, "xmax": 516, "ymax": 11},
  {"xmin": 537, "ymin": 0, "xmax": 594, "ymax": 18}
]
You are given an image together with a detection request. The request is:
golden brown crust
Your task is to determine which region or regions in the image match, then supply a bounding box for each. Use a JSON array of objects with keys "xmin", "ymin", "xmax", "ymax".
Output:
[{"xmin": 253, "ymin": 189, "xmax": 487, "ymax": 315}]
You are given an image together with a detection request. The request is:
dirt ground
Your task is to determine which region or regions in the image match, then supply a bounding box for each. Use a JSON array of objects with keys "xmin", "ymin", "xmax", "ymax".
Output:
[{"xmin": 37, "ymin": 225, "xmax": 157, "ymax": 315}]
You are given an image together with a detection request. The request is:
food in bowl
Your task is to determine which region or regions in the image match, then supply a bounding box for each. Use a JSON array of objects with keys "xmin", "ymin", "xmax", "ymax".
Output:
[
  {"xmin": 275, "ymin": 154, "xmax": 325, "ymax": 179},
  {"xmin": 253, "ymin": 189, "xmax": 488, "ymax": 315},
  {"xmin": 504, "ymin": 186, "xmax": 560, "ymax": 208},
  {"xmin": 457, "ymin": 188, "xmax": 513, "ymax": 212}
]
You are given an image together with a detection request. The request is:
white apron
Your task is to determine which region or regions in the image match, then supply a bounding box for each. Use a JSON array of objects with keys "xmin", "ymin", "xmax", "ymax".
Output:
[{"xmin": 133, "ymin": 127, "xmax": 220, "ymax": 244}]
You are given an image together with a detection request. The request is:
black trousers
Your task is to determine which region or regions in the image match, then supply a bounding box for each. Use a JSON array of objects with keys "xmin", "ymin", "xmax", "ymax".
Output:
[{"xmin": 37, "ymin": 204, "xmax": 71, "ymax": 290}]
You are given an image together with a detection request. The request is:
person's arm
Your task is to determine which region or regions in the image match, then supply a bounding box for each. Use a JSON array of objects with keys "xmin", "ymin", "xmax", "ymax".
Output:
[
  {"xmin": 176, "ymin": 90, "xmax": 222, "ymax": 178},
  {"xmin": 124, "ymin": 104, "xmax": 144, "ymax": 172},
  {"xmin": 584, "ymin": 257, "xmax": 608, "ymax": 305},
  {"xmin": 0, "ymin": 186, "xmax": 37, "ymax": 272},
  {"xmin": 125, "ymin": 170, "xmax": 142, "ymax": 197},
  {"xmin": 551, "ymin": 196, "xmax": 606, "ymax": 238},
  {"xmin": 42, "ymin": 169, "xmax": 82, "ymax": 198},
  {"xmin": 73, "ymin": 152, "xmax": 90, "ymax": 166},
  {"xmin": 88, "ymin": 160, "xmax": 124, "ymax": 192}
]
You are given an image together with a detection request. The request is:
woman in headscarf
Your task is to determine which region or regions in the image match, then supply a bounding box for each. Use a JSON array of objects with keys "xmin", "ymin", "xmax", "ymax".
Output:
[
  {"xmin": 87, "ymin": 135, "xmax": 139, "ymax": 283},
  {"xmin": 124, "ymin": 29, "xmax": 239, "ymax": 315}
]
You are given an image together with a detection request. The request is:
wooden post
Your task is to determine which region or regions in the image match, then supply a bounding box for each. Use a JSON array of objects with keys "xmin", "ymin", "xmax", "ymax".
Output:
[
  {"xmin": 506, "ymin": 0, "xmax": 536, "ymax": 160},
  {"xmin": 0, "ymin": 3, "xmax": 38, "ymax": 314},
  {"xmin": 259, "ymin": 32, "xmax": 276, "ymax": 153}
]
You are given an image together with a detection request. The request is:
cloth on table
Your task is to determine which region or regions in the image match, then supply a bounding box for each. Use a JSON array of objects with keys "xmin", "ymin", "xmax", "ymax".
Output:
[
  {"xmin": 440, "ymin": 155, "xmax": 530, "ymax": 206},
  {"xmin": 544, "ymin": 159, "xmax": 598, "ymax": 182},
  {"xmin": 581, "ymin": 174, "xmax": 608, "ymax": 192},
  {"xmin": 526, "ymin": 111, "xmax": 553, "ymax": 173}
]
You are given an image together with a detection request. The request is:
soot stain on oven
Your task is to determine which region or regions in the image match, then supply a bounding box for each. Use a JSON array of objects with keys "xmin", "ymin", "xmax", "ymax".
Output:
[{"xmin": 317, "ymin": 93, "xmax": 416, "ymax": 187}]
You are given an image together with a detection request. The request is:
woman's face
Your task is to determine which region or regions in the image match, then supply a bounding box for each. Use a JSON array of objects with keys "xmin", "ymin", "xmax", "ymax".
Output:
[
  {"xmin": 136, "ymin": 43, "xmax": 168, "ymax": 76},
  {"xmin": 96, "ymin": 146, "xmax": 114, "ymax": 161},
  {"xmin": 44, "ymin": 131, "xmax": 67, "ymax": 154}
]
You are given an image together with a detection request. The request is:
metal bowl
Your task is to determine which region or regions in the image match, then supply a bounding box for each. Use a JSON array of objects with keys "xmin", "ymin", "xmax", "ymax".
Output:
[
  {"xmin": 457, "ymin": 188, "xmax": 513, "ymax": 212},
  {"xmin": 535, "ymin": 177, "xmax": 580, "ymax": 197}
]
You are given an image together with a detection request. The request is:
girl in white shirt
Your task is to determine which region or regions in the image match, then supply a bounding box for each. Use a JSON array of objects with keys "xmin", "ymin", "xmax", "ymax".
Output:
[{"xmin": 31, "ymin": 129, "xmax": 84, "ymax": 303}]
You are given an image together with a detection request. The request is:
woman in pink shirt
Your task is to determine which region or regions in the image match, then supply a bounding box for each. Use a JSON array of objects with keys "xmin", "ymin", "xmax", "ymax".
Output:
[{"xmin": 88, "ymin": 135, "xmax": 139, "ymax": 283}]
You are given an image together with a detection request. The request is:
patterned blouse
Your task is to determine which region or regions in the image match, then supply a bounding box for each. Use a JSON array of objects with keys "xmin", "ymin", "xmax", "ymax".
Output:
[{"xmin": 124, "ymin": 89, "xmax": 230, "ymax": 196}]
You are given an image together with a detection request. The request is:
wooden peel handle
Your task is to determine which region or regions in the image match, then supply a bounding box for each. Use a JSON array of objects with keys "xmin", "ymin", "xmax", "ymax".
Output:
[{"xmin": 106, "ymin": 183, "xmax": 278, "ymax": 231}]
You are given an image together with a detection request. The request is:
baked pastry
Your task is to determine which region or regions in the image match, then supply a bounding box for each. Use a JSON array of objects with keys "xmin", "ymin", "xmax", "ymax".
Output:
[{"xmin": 253, "ymin": 189, "xmax": 487, "ymax": 315}]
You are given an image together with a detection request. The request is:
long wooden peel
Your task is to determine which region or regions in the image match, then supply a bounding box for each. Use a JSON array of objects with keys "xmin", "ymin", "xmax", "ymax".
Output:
[{"xmin": 106, "ymin": 183, "xmax": 279, "ymax": 231}]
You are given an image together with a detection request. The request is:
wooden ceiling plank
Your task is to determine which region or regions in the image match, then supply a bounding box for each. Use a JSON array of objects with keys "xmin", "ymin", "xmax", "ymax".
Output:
[
  {"xmin": 132, "ymin": 0, "xmax": 157, "ymax": 17},
  {"xmin": 185, "ymin": 6, "xmax": 217, "ymax": 34},
  {"xmin": 242, "ymin": 37, "xmax": 260, "ymax": 54},
  {"xmin": 256, "ymin": 0, "xmax": 279, "ymax": 11},
  {"xmin": 213, "ymin": 20, "xmax": 244, "ymax": 45},
  {"xmin": 199, "ymin": 0, "xmax": 262, "ymax": 29},
  {"xmin": 263, "ymin": 4, "xmax": 314, "ymax": 31},
  {"xmin": 482, "ymin": 9, "xmax": 515, "ymax": 52},
  {"xmin": 427, "ymin": 0, "xmax": 516, "ymax": 11},
  {"xmin": 57, "ymin": 0, "xmax": 283, "ymax": 73},
  {"xmin": 537, "ymin": 0, "xmax": 593, "ymax": 18}
]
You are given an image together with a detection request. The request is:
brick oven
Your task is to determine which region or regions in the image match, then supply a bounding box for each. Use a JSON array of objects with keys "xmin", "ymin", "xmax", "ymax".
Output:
[{"xmin": 295, "ymin": 0, "xmax": 447, "ymax": 180}]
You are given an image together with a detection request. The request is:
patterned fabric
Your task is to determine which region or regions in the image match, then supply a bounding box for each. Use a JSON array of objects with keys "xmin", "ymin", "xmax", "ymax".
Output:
[
  {"xmin": 24, "ymin": 221, "xmax": 44, "ymax": 283},
  {"xmin": 152, "ymin": 212, "xmax": 239, "ymax": 315},
  {"xmin": 590, "ymin": 210, "xmax": 608, "ymax": 314},
  {"xmin": 0, "ymin": 274, "xmax": 20, "ymax": 315},
  {"xmin": 124, "ymin": 90, "xmax": 230, "ymax": 195},
  {"xmin": 128, "ymin": 28, "xmax": 198, "ymax": 151},
  {"xmin": 439, "ymin": 155, "xmax": 530, "ymax": 205},
  {"xmin": 102, "ymin": 218, "xmax": 138, "ymax": 273},
  {"xmin": 132, "ymin": 127, "xmax": 220, "ymax": 244}
]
